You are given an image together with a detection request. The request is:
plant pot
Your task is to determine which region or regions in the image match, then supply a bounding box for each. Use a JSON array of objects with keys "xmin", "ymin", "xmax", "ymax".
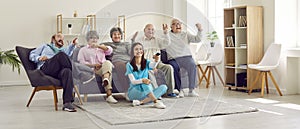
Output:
[{"xmin": 210, "ymin": 42, "xmax": 215, "ymax": 47}]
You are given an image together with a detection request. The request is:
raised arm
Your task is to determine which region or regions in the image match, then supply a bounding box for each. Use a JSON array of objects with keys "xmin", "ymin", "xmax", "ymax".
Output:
[{"xmin": 187, "ymin": 23, "xmax": 203, "ymax": 43}]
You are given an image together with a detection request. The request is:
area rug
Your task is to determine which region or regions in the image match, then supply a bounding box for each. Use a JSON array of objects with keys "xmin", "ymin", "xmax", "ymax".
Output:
[{"xmin": 76, "ymin": 96, "xmax": 258, "ymax": 125}]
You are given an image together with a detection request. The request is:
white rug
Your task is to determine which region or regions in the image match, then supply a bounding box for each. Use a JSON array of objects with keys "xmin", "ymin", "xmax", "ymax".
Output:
[{"xmin": 76, "ymin": 96, "xmax": 257, "ymax": 125}]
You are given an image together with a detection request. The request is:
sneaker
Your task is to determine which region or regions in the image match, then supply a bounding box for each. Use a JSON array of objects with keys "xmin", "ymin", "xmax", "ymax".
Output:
[
  {"xmin": 154, "ymin": 100, "xmax": 166, "ymax": 109},
  {"xmin": 106, "ymin": 95, "xmax": 118, "ymax": 103},
  {"xmin": 173, "ymin": 89, "xmax": 180, "ymax": 94},
  {"xmin": 188, "ymin": 90, "xmax": 199, "ymax": 97},
  {"xmin": 157, "ymin": 97, "xmax": 162, "ymax": 100},
  {"xmin": 132, "ymin": 100, "xmax": 141, "ymax": 106},
  {"xmin": 178, "ymin": 90, "xmax": 185, "ymax": 98},
  {"xmin": 62, "ymin": 102, "xmax": 77, "ymax": 112},
  {"xmin": 167, "ymin": 93, "xmax": 178, "ymax": 98}
]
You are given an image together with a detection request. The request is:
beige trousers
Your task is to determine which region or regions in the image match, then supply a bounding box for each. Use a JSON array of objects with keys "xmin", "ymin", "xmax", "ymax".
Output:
[
  {"xmin": 148, "ymin": 62, "xmax": 175, "ymax": 94},
  {"xmin": 95, "ymin": 60, "xmax": 113, "ymax": 91}
]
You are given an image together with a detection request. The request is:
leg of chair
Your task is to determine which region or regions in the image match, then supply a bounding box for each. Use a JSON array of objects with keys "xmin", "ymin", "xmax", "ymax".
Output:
[
  {"xmin": 211, "ymin": 67, "xmax": 216, "ymax": 85},
  {"xmin": 198, "ymin": 65, "xmax": 209, "ymax": 86},
  {"xmin": 206, "ymin": 66, "xmax": 212, "ymax": 88},
  {"xmin": 84, "ymin": 94, "xmax": 88, "ymax": 102},
  {"xmin": 53, "ymin": 88, "xmax": 58, "ymax": 111},
  {"xmin": 73, "ymin": 85, "xmax": 83, "ymax": 105},
  {"xmin": 197, "ymin": 65, "xmax": 202, "ymax": 86},
  {"xmin": 202, "ymin": 66, "xmax": 209, "ymax": 82},
  {"xmin": 265, "ymin": 72, "xmax": 269, "ymax": 94},
  {"xmin": 26, "ymin": 87, "xmax": 37, "ymax": 107},
  {"xmin": 213, "ymin": 66, "xmax": 225, "ymax": 86},
  {"xmin": 268, "ymin": 71, "xmax": 283, "ymax": 96},
  {"xmin": 199, "ymin": 66, "xmax": 209, "ymax": 86},
  {"xmin": 261, "ymin": 72, "xmax": 266, "ymax": 97},
  {"xmin": 248, "ymin": 71, "xmax": 261, "ymax": 95}
]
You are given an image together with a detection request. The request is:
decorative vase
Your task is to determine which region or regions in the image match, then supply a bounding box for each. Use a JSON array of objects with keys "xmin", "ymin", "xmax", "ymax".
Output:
[
  {"xmin": 210, "ymin": 42, "xmax": 215, "ymax": 47},
  {"xmin": 67, "ymin": 24, "xmax": 72, "ymax": 34}
]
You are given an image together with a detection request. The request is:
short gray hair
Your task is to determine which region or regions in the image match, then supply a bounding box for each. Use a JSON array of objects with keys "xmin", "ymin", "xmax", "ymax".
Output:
[{"xmin": 86, "ymin": 30, "xmax": 99, "ymax": 41}]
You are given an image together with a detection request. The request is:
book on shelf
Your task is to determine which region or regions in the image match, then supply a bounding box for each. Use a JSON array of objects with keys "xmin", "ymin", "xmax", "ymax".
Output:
[
  {"xmin": 226, "ymin": 36, "xmax": 235, "ymax": 47},
  {"xmin": 238, "ymin": 64, "xmax": 247, "ymax": 69},
  {"xmin": 240, "ymin": 43, "xmax": 247, "ymax": 48},
  {"xmin": 238, "ymin": 16, "xmax": 247, "ymax": 27}
]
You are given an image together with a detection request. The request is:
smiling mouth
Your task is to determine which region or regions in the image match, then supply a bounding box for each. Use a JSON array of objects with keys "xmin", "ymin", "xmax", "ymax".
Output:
[{"xmin": 57, "ymin": 40, "xmax": 63, "ymax": 45}]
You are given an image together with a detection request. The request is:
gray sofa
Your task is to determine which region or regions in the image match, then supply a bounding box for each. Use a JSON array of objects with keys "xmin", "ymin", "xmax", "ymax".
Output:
[{"xmin": 71, "ymin": 46, "xmax": 121, "ymax": 102}]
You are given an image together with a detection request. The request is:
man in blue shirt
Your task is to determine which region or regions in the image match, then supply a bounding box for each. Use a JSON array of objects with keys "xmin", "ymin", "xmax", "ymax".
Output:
[{"xmin": 29, "ymin": 33, "xmax": 77, "ymax": 112}]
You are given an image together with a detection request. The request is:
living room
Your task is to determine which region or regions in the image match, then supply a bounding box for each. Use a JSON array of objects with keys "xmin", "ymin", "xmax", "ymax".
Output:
[{"xmin": 1, "ymin": 0, "xmax": 300, "ymax": 129}]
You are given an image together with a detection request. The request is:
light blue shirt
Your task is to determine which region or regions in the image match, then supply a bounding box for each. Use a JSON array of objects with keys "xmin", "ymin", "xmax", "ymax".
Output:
[{"xmin": 29, "ymin": 43, "xmax": 75, "ymax": 69}]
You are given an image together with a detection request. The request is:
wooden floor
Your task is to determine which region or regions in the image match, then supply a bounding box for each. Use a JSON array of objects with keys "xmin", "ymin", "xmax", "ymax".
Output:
[{"xmin": 1, "ymin": 84, "xmax": 300, "ymax": 129}]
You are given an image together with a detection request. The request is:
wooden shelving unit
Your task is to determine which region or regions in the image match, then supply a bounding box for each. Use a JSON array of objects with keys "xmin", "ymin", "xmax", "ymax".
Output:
[
  {"xmin": 223, "ymin": 6, "xmax": 264, "ymax": 91},
  {"xmin": 56, "ymin": 14, "xmax": 126, "ymax": 43}
]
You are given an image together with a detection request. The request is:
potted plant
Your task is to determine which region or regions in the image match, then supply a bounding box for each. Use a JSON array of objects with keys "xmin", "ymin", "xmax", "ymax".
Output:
[
  {"xmin": 206, "ymin": 31, "xmax": 218, "ymax": 47},
  {"xmin": 0, "ymin": 49, "xmax": 21, "ymax": 74}
]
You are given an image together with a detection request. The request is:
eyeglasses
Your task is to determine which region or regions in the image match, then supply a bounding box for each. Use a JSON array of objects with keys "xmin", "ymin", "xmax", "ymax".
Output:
[
  {"xmin": 172, "ymin": 22, "xmax": 182, "ymax": 26},
  {"xmin": 89, "ymin": 37, "xmax": 99, "ymax": 40}
]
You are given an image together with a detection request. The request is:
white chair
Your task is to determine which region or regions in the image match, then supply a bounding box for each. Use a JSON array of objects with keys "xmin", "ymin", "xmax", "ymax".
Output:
[
  {"xmin": 197, "ymin": 43, "xmax": 225, "ymax": 88},
  {"xmin": 248, "ymin": 43, "xmax": 283, "ymax": 97}
]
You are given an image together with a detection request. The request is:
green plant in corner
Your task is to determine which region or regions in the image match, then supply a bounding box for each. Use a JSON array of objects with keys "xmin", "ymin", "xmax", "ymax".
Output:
[
  {"xmin": 206, "ymin": 31, "xmax": 218, "ymax": 47},
  {"xmin": 0, "ymin": 49, "xmax": 21, "ymax": 74}
]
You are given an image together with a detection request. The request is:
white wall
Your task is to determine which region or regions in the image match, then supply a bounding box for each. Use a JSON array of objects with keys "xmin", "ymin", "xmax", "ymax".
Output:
[
  {"xmin": 0, "ymin": 0, "xmax": 181, "ymax": 86},
  {"xmin": 274, "ymin": 0, "xmax": 299, "ymax": 94},
  {"xmin": 0, "ymin": 0, "xmax": 113, "ymax": 86},
  {"xmin": 95, "ymin": 0, "xmax": 173, "ymax": 41}
]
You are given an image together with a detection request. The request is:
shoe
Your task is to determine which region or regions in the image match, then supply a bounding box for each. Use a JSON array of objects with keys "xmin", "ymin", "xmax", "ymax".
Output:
[
  {"xmin": 106, "ymin": 95, "xmax": 118, "ymax": 103},
  {"xmin": 132, "ymin": 100, "xmax": 141, "ymax": 106},
  {"xmin": 123, "ymin": 92, "xmax": 130, "ymax": 101},
  {"xmin": 173, "ymin": 89, "xmax": 180, "ymax": 94},
  {"xmin": 167, "ymin": 93, "xmax": 178, "ymax": 98},
  {"xmin": 157, "ymin": 97, "xmax": 162, "ymax": 100},
  {"xmin": 154, "ymin": 100, "xmax": 166, "ymax": 109},
  {"xmin": 178, "ymin": 90, "xmax": 184, "ymax": 98},
  {"xmin": 188, "ymin": 90, "xmax": 199, "ymax": 97},
  {"xmin": 102, "ymin": 78, "xmax": 109, "ymax": 87},
  {"xmin": 82, "ymin": 75, "xmax": 95, "ymax": 84},
  {"xmin": 62, "ymin": 102, "xmax": 77, "ymax": 112}
]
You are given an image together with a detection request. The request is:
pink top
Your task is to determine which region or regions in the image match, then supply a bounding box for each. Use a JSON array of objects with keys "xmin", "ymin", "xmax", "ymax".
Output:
[{"xmin": 77, "ymin": 44, "xmax": 113, "ymax": 65}]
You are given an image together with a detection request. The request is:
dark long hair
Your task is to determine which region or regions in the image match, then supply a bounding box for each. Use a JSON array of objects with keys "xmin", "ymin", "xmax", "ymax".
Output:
[{"xmin": 130, "ymin": 42, "xmax": 146, "ymax": 72}]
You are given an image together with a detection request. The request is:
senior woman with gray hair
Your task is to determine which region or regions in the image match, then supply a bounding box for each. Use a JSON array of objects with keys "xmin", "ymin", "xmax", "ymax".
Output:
[{"xmin": 77, "ymin": 30, "xmax": 118, "ymax": 103}]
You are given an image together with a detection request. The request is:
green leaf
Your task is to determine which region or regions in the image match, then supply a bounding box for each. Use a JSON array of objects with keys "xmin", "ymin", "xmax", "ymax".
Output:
[
  {"xmin": 206, "ymin": 31, "xmax": 218, "ymax": 42},
  {"xmin": 0, "ymin": 49, "xmax": 21, "ymax": 74}
]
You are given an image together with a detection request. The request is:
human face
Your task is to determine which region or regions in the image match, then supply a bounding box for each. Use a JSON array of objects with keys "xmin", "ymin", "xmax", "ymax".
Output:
[
  {"xmin": 144, "ymin": 24, "xmax": 155, "ymax": 39},
  {"xmin": 88, "ymin": 36, "xmax": 99, "ymax": 45},
  {"xmin": 171, "ymin": 19, "xmax": 182, "ymax": 33},
  {"xmin": 133, "ymin": 44, "xmax": 144, "ymax": 57},
  {"xmin": 54, "ymin": 33, "xmax": 64, "ymax": 48},
  {"xmin": 112, "ymin": 31, "xmax": 122, "ymax": 43}
]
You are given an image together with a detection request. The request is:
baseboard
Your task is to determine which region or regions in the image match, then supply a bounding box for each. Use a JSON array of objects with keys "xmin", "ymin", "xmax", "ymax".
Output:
[{"xmin": 0, "ymin": 80, "xmax": 30, "ymax": 87}]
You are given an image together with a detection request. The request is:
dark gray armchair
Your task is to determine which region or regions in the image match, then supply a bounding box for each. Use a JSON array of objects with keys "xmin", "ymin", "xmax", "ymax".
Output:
[{"xmin": 15, "ymin": 46, "xmax": 82, "ymax": 110}]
